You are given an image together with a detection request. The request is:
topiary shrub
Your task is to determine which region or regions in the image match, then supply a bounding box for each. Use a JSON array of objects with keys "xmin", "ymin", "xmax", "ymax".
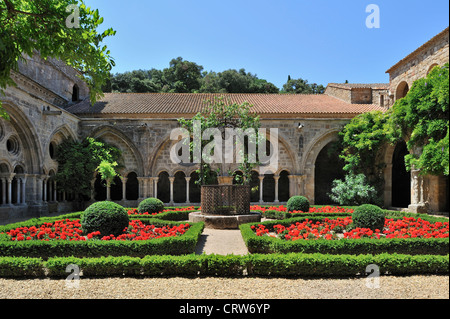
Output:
[
  {"xmin": 138, "ymin": 198, "xmax": 165, "ymax": 215},
  {"xmin": 81, "ymin": 201, "xmax": 129, "ymax": 237},
  {"xmin": 352, "ymin": 204, "xmax": 386, "ymax": 231},
  {"xmin": 287, "ymin": 196, "xmax": 310, "ymax": 213}
]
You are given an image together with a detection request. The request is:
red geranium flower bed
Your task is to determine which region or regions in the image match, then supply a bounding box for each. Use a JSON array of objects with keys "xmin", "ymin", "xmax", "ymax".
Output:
[
  {"xmin": 250, "ymin": 205, "xmax": 354, "ymax": 214},
  {"xmin": 127, "ymin": 206, "xmax": 197, "ymax": 216},
  {"xmin": 6, "ymin": 219, "xmax": 191, "ymax": 242},
  {"xmin": 252, "ymin": 217, "xmax": 449, "ymax": 241}
]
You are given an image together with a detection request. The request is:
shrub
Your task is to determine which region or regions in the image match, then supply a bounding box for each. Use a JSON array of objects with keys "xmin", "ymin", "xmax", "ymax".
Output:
[
  {"xmin": 329, "ymin": 174, "xmax": 380, "ymax": 206},
  {"xmin": 351, "ymin": 204, "xmax": 386, "ymax": 231},
  {"xmin": 138, "ymin": 198, "xmax": 165, "ymax": 215},
  {"xmin": 287, "ymin": 196, "xmax": 310, "ymax": 213},
  {"xmin": 81, "ymin": 201, "xmax": 129, "ymax": 237}
]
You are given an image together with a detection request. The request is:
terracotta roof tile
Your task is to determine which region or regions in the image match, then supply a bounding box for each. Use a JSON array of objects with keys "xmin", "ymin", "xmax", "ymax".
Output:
[{"xmin": 67, "ymin": 93, "xmax": 386, "ymax": 118}]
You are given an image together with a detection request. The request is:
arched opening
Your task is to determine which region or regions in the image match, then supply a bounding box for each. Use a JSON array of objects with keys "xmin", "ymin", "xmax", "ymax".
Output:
[
  {"xmin": 174, "ymin": 171, "xmax": 187, "ymax": 203},
  {"xmin": 110, "ymin": 176, "xmax": 123, "ymax": 201},
  {"xmin": 72, "ymin": 84, "xmax": 79, "ymax": 102},
  {"xmin": 94, "ymin": 174, "xmax": 106, "ymax": 201},
  {"xmin": 427, "ymin": 64, "xmax": 439, "ymax": 75},
  {"xmin": 314, "ymin": 142, "xmax": 345, "ymax": 205},
  {"xmin": 189, "ymin": 172, "xmax": 201, "ymax": 203},
  {"xmin": 279, "ymin": 170, "xmax": 290, "ymax": 202},
  {"xmin": 157, "ymin": 172, "xmax": 170, "ymax": 203},
  {"xmin": 263, "ymin": 174, "xmax": 275, "ymax": 203},
  {"xmin": 392, "ymin": 141, "xmax": 411, "ymax": 208},
  {"xmin": 126, "ymin": 172, "xmax": 139, "ymax": 201},
  {"xmin": 396, "ymin": 81, "xmax": 409, "ymax": 101}
]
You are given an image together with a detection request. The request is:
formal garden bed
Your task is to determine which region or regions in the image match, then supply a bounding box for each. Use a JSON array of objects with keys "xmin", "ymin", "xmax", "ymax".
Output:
[{"xmin": 0, "ymin": 197, "xmax": 448, "ymax": 278}]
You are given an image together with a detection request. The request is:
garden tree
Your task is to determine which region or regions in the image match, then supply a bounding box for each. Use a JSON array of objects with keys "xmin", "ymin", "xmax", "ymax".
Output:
[
  {"xmin": 54, "ymin": 137, "xmax": 122, "ymax": 203},
  {"xmin": 335, "ymin": 110, "xmax": 393, "ymax": 204},
  {"xmin": 178, "ymin": 96, "xmax": 262, "ymax": 186},
  {"xmin": 96, "ymin": 160, "xmax": 119, "ymax": 201},
  {"xmin": 0, "ymin": 0, "xmax": 116, "ymax": 118},
  {"xmin": 281, "ymin": 77, "xmax": 325, "ymax": 94},
  {"xmin": 388, "ymin": 63, "xmax": 449, "ymax": 176}
]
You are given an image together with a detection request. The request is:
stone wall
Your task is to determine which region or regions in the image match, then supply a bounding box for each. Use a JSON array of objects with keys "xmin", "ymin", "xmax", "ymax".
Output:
[{"xmin": 388, "ymin": 28, "xmax": 449, "ymax": 102}]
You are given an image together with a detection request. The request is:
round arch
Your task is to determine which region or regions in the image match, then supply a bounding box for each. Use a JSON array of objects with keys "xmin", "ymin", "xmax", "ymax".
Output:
[{"xmin": 395, "ymin": 81, "xmax": 410, "ymax": 101}]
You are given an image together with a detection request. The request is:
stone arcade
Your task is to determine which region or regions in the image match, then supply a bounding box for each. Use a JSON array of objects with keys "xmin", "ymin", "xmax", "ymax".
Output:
[{"xmin": 0, "ymin": 28, "xmax": 448, "ymax": 222}]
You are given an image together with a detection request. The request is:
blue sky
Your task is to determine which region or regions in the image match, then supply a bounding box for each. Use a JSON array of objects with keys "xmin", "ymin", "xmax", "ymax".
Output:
[{"xmin": 84, "ymin": 0, "xmax": 449, "ymax": 89}]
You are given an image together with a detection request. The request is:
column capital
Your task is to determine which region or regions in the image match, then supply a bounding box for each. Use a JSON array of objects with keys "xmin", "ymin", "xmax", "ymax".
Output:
[{"xmin": 169, "ymin": 177, "xmax": 176, "ymax": 183}]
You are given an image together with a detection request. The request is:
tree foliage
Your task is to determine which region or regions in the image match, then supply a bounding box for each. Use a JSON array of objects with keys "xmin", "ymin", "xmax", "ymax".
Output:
[
  {"xmin": 104, "ymin": 58, "xmax": 323, "ymax": 95},
  {"xmin": 281, "ymin": 76, "xmax": 325, "ymax": 94},
  {"xmin": 178, "ymin": 96, "xmax": 262, "ymax": 185},
  {"xmin": 55, "ymin": 137, "xmax": 122, "ymax": 199},
  {"xmin": 388, "ymin": 63, "xmax": 449, "ymax": 176},
  {"xmin": 0, "ymin": 0, "xmax": 116, "ymax": 118}
]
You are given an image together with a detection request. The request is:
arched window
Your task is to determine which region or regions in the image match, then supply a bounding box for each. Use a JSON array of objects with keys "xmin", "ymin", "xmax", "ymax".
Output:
[
  {"xmin": 427, "ymin": 64, "xmax": 439, "ymax": 75},
  {"xmin": 72, "ymin": 84, "xmax": 79, "ymax": 102},
  {"xmin": 395, "ymin": 82, "xmax": 409, "ymax": 101}
]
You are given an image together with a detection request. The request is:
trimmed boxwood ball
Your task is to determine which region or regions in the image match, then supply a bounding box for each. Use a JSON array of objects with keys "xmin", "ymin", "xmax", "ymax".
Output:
[
  {"xmin": 287, "ymin": 196, "xmax": 310, "ymax": 213},
  {"xmin": 81, "ymin": 201, "xmax": 129, "ymax": 237},
  {"xmin": 138, "ymin": 198, "xmax": 165, "ymax": 214},
  {"xmin": 352, "ymin": 204, "xmax": 386, "ymax": 231}
]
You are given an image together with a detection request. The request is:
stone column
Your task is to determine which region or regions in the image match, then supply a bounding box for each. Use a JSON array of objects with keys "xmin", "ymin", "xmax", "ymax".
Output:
[
  {"xmin": 21, "ymin": 177, "xmax": 27, "ymax": 205},
  {"xmin": 153, "ymin": 177, "xmax": 159, "ymax": 198},
  {"xmin": 137, "ymin": 177, "xmax": 145, "ymax": 201},
  {"xmin": 274, "ymin": 175, "xmax": 280, "ymax": 203},
  {"xmin": 408, "ymin": 169, "xmax": 427, "ymax": 213},
  {"xmin": 43, "ymin": 178, "xmax": 48, "ymax": 202},
  {"xmin": 169, "ymin": 177, "xmax": 175, "ymax": 205},
  {"xmin": 90, "ymin": 179, "xmax": 96, "ymax": 201},
  {"xmin": 122, "ymin": 177, "xmax": 128, "ymax": 201},
  {"xmin": 53, "ymin": 181, "xmax": 57, "ymax": 202},
  {"xmin": 7, "ymin": 177, "xmax": 13, "ymax": 205},
  {"xmin": 185, "ymin": 177, "xmax": 191, "ymax": 204},
  {"xmin": 259, "ymin": 175, "xmax": 265, "ymax": 204},
  {"xmin": 16, "ymin": 178, "xmax": 21, "ymax": 205}
]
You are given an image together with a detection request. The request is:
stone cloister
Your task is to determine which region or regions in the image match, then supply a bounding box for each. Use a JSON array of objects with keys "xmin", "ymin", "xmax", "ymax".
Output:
[{"xmin": 0, "ymin": 27, "xmax": 448, "ymax": 222}]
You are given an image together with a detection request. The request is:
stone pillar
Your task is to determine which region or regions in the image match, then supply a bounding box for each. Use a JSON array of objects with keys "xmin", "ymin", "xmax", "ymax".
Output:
[
  {"xmin": 43, "ymin": 178, "xmax": 48, "ymax": 202},
  {"xmin": 90, "ymin": 179, "xmax": 96, "ymax": 201},
  {"xmin": 259, "ymin": 175, "xmax": 264, "ymax": 204},
  {"xmin": 122, "ymin": 177, "xmax": 128, "ymax": 201},
  {"xmin": 185, "ymin": 177, "xmax": 191, "ymax": 204},
  {"xmin": 21, "ymin": 177, "xmax": 27, "ymax": 204},
  {"xmin": 137, "ymin": 177, "xmax": 145, "ymax": 201},
  {"xmin": 384, "ymin": 163, "xmax": 393, "ymax": 208},
  {"xmin": 274, "ymin": 175, "xmax": 280, "ymax": 203},
  {"xmin": 7, "ymin": 177, "xmax": 13, "ymax": 205},
  {"xmin": 169, "ymin": 177, "xmax": 175, "ymax": 205},
  {"xmin": 408, "ymin": 169, "xmax": 428, "ymax": 213},
  {"xmin": 16, "ymin": 178, "xmax": 21, "ymax": 205},
  {"xmin": 53, "ymin": 181, "xmax": 57, "ymax": 202},
  {"xmin": 153, "ymin": 177, "xmax": 159, "ymax": 198}
]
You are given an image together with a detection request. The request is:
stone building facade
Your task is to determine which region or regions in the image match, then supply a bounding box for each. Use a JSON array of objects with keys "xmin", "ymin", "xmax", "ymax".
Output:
[{"xmin": 1, "ymin": 28, "xmax": 448, "ymax": 222}]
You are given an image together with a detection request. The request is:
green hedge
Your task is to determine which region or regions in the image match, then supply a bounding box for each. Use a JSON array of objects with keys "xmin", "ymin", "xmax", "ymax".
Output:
[
  {"xmin": 2, "ymin": 253, "xmax": 447, "ymax": 278},
  {"xmin": 0, "ymin": 257, "xmax": 46, "ymax": 277},
  {"xmin": 0, "ymin": 219, "xmax": 204, "ymax": 259},
  {"xmin": 240, "ymin": 215, "xmax": 450, "ymax": 255}
]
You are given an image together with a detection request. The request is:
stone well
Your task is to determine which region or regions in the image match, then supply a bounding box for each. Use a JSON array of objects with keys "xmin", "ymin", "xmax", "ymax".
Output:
[{"xmin": 189, "ymin": 185, "xmax": 261, "ymax": 229}]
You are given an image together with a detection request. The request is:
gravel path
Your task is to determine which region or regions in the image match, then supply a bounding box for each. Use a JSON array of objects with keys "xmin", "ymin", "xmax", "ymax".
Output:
[
  {"xmin": 0, "ymin": 276, "xmax": 448, "ymax": 299},
  {"xmin": 195, "ymin": 228, "xmax": 249, "ymax": 255}
]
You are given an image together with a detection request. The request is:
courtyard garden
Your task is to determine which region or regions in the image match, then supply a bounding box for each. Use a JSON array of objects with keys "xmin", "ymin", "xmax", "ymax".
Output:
[{"xmin": 0, "ymin": 196, "xmax": 448, "ymax": 279}]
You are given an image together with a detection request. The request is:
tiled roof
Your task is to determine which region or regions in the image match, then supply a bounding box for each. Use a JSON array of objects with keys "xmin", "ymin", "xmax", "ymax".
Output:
[
  {"xmin": 327, "ymin": 83, "xmax": 389, "ymax": 90},
  {"xmin": 386, "ymin": 27, "xmax": 449, "ymax": 74},
  {"xmin": 66, "ymin": 93, "xmax": 386, "ymax": 118}
]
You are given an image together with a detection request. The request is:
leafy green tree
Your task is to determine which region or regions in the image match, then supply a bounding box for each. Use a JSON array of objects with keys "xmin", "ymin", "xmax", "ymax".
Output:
[
  {"xmin": 282, "ymin": 77, "xmax": 325, "ymax": 94},
  {"xmin": 388, "ymin": 63, "xmax": 449, "ymax": 176},
  {"xmin": 0, "ymin": 0, "xmax": 116, "ymax": 118},
  {"xmin": 55, "ymin": 137, "xmax": 122, "ymax": 201},
  {"xmin": 161, "ymin": 57, "xmax": 204, "ymax": 93},
  {"xmin": 329, "ymin": 173, "xmax": 381, "ymax": 206},
  {"xmin": 178, "ymin": 96, "xmax": 262, "ymax": 186}
]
